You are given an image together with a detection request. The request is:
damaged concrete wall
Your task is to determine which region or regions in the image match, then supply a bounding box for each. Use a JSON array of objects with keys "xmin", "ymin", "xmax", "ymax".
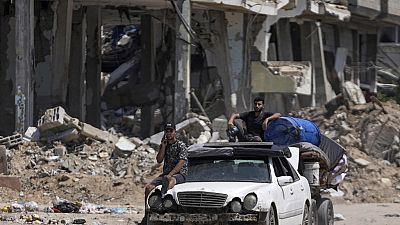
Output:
[
  {"xmin": 34, "ymin": 1, "xmax": 55, "ymax": 119},
  {"xmin": 0, "ymin": 3, "xmax": 16, "ymax": 135},
  {"xmin": 51, "ymin": 0, "xmax": 73, "ymax": 106},
  {"xmin": 15, "ymin": 0, "xmax": 35, "ymax": 133}
]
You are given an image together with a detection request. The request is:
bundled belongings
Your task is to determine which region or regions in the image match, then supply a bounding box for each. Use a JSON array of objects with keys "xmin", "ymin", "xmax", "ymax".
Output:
[
  {"xmin": 264, "ymin": 116, "xmax": 321, "ymax": 146},
  {"xmin": 292, "ymin": 134, "xmax": 347, "ymax": 189}
]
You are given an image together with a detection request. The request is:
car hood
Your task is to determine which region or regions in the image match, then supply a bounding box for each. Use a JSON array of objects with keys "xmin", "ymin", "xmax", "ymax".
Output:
[{"xmin": 169, "ymin": 182, "xmax": 270, "ymax": 197}]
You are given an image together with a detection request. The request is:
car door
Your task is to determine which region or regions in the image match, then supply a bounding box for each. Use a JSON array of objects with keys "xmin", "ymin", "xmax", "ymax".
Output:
[{"xmin": 272, "ymin": 157, "xmax": 305, "ymax": 224}]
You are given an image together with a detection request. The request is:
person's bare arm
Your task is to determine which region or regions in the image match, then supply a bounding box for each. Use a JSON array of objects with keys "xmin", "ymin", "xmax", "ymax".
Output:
[
  {"xmin": 262, "ymin": 113, "xmax": 281, "ymax": 130},
  {"xmin": 228, "ymin": 113, "xmax": 240, "ymax": 127},
  {"xmin": 156, "ymin": 137, "xmax": 168, "ymax": 163},
  {"xmin": 167, "ymin": 160, "xmax": 186, "ymax": 178}
]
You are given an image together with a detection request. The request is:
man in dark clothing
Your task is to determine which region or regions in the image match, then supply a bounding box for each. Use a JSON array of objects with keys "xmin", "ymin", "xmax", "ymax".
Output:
[
  {"xmin": 227, "ymin": 97, "xmax": 281, "ymax": 142},
  {"xmin": 140, "ymin": 124, "xmax": 188, "ymax": 225},
  {"xmin": 145, "ymin": 123, "xmax": 188, "ymax": 198}
]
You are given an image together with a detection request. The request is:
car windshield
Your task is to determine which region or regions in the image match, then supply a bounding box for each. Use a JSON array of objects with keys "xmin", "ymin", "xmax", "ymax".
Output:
[{"xmin": 187, "ymin": 158, "xmax": 271, "ymax": 182}]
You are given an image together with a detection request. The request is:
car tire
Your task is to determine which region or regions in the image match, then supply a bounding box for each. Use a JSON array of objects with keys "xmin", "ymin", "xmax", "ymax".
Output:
[
  {"xmin": 302, "ymin": 203, "xmax": 310, "ymax": 225},
  {"xmin": 267, "ymin": 206, "xmax": 278, "ymax": 225},
  {"xmin": 310, "ymin": 199, "xmax": 318, "ymax": 225},
  {"xmin": 317, "ymin": 198, "xmax": 334, "ymax": 225}
]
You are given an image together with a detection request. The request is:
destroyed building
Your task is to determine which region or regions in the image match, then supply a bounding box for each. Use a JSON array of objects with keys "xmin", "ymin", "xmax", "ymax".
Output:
[{"xmin": 0, "ymin": 0, "xmax": 400, "ymax": 139}]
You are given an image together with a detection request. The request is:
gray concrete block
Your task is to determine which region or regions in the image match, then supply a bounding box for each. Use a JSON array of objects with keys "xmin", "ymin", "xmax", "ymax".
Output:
[
  {"xmin": 37, "ymin": 106, "xmax": 72, "ymax": 132},
  {"xmin": 212, "ymin": 117, "xmax": 228, "ymax": 139},
  {"xmin": 0, "ymin": 134, "xmax": 23, "ymax": 148}
]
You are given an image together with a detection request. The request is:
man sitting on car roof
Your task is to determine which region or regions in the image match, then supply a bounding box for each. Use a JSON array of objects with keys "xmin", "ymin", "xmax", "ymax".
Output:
[{"xmin": 227, "ymin": 96, "xmax": 281, "ymax": 142}]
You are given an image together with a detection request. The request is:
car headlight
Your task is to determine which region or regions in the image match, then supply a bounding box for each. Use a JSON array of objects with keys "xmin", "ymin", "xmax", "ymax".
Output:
[
  {"xmin": 162, "ymin": 195, "xmax": 177, "ymax": 210},
  {"xmin": 148, "ymin": 193, "xmax": 162, "ymax": 209},
  {"xmin": 243, "ymin": 193, "xmax": 258, "ymax": 210},
  {"xmin": 230, "ymin": 200, "xmax": 242, "ymax": 213}
]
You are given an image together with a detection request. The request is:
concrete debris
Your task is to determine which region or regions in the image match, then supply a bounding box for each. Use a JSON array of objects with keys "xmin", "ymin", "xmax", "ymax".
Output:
[
  {"xmin": 0, "ymin": 134, "xmax": 23, "ymax": 148},
  {"xmin": 149, "ymin": 113, "xmax": 213, "ymax": 147},
  {"xmin": 23, "ymin": 127, "xmax": 40, "ymax": 142},
  {"xmin": 3, "ymin": 96, "xmax": 400, "ymax": 207},
  {"xmin": 334, "ymin": 213, "xmax": 346, "ymax": 221},
  {"xmin": 354, "ymin": 158, "xmax": 370, "ymax": 167},
  {"xmin": 381, "ymin": 178, "xmax": 392, "ymax": 186},
  {"xmin": 290, "ymin": 99, "xmax": 400, "ymax": 203},
  {"xmin": 212, "ymin": 116, "xmax": 228, "ymax": 140},
  {"xmin": 54, "ymin": 145, "xmax": 67, "ymax": 158},
  {"xmin": 114, "ymin": 137, "xmax": 136, "ymax": 158},
  {"xmin": 38, "ymin": 106, "xmax": 118, "ymax": 144},
  {"xmin": 343, "ymin": 81, "xmax": 366, "ymax": 105}
]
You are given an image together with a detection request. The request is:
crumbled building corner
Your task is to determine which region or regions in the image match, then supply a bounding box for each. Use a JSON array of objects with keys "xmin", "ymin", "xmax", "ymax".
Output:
[{"xmin": 290, "ymin": 96, "xmax": 400, "ymax": 203}]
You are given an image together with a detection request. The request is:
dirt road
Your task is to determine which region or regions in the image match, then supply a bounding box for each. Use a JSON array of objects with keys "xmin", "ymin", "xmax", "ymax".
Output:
[
  {"xmin": 334, "ymin": 203, "xmax": 400, "ymax": 225},
  {"xmin": 1, "ymin": 202, "xmax": 400, "ymax": 224}
]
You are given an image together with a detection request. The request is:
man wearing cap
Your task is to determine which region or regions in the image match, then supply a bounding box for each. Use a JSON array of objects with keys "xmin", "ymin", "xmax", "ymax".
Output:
[{"xmin": 144, "ymin": 123, "xmax": 188, "ymax": 198}]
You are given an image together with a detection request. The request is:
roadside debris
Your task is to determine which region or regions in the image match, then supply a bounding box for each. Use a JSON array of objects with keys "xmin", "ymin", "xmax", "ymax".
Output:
[{"xmin": 1, "ymin": 98, "xmax": 400, "ymax": 206}]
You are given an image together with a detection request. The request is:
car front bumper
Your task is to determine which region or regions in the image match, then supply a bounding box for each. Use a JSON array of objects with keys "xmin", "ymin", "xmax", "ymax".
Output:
[{"xmin": 149, "ymin": 212, "xmax": 261, "ymax": 222}]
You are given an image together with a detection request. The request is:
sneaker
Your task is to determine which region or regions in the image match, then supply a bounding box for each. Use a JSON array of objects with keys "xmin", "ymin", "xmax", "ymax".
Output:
[{"xmin": 161, "ymin": 176, "xmax": 169, "ymax": 194}]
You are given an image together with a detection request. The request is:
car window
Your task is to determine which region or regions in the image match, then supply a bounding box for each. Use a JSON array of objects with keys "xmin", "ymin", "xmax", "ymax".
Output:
[
  {"xmin": 187, "ymin": 159, "xmax": 271, "ymax": 183},
  {"xmin": 272, "ymin": 157, "xmax": 300, "ymax": 181}
]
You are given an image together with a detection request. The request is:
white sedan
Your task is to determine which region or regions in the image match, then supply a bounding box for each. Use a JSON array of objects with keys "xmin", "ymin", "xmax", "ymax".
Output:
[{"xmin": 146, "ymin": 142, "xmax": 312, "ymax": 225}]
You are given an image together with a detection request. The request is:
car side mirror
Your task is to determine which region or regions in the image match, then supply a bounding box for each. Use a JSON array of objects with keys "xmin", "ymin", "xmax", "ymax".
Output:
[{"xmin": 277, "ymin": 176, "xmax": 293, "ymax": 186}]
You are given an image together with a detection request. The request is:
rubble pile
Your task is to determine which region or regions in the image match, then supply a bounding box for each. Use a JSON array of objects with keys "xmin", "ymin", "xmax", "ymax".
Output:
[
  {"xmin": 290, "ymin": 97, "xmax": 400, "ymax": 203},
  {"xmin": 1, "ymin": 107, "xmax": 216, "ymax": 205}
]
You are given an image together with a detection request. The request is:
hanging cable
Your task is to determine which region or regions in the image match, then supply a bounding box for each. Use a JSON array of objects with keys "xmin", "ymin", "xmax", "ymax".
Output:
[{"xmin": 169, "ymin": 0, "xmax": 197, "ymax": 40}]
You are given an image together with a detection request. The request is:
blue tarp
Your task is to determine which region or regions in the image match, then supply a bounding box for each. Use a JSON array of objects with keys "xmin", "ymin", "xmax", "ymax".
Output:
[{"xmin": 264, "ymin": 116, "xmax": 321, "ymax": 146}]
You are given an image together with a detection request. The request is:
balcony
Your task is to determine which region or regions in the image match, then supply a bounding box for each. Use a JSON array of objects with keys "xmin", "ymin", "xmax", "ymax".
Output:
[
  {"xmin": 192, "ymin": 0, "xmax": 289, "ymax": 15},
  {"xmin": 251, "ymin": 61, "xmax": 312, "ymax": 95},
  {"xmin": 381, "ymin": 0, "xmax": 400, "ymax": 24},
  {"xmin": 348, "ymin": 0, "xmax": 381, "ymax": 18},
  {"xmin": 387, "ymin": 0, "xmax": 400, "ymax": 16}
]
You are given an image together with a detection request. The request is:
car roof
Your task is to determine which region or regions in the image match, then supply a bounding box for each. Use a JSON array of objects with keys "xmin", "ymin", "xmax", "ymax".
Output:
[{"xmin": 188, "ymin": 142, "xmax": 292, "ymax": 159}]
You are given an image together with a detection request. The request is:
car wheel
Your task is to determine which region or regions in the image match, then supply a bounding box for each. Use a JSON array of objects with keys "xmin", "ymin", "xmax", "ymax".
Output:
[
  {"xmin": 302, "ymin": 203, "xmax": 310, "ymax": 225},
  {"xmin": 310, "ymin": 200, "xmax": 318, "ymax": 225},
  {"xmin": 317, "ymin": 198, "xmax": 334, "ymax": 225},
  {"xmin": 267, "ymin": 206, "xmax": 277, "ymax": 225}
]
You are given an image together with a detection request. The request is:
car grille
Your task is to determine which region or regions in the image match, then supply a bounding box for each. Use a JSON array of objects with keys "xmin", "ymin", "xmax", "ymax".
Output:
[{"xmin": 177, "ymin": 191, "xmax": 227, "ymax": 208}]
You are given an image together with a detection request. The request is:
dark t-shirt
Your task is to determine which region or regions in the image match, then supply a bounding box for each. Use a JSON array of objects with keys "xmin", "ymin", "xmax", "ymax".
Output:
[
  {"xmin": 162, "ymin": 140, "xmax": 188, "ymax": 176},
  {"xmin": 239, "ymin": 111, "xmax": 273, "ymax": 137}
]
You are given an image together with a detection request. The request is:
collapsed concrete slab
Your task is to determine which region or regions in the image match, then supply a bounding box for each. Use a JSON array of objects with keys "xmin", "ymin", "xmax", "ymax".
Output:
[
  {"xmin": 37, "ymin": 106, "xmax": 118, "ymax": 144},
  {"xmin": 114, "ymin": 137, "xmax": 136, "ymax": 158},
  {"xmin": 23, "ymin": 127, "xmax": 40, "ymax": 142},
  {"xmin": 343, "ymin": 81, "xmax": 366, "ymax": 105}
]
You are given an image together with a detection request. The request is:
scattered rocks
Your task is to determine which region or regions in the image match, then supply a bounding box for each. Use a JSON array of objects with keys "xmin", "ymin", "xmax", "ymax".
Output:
[
  {"xmin": 290, "ymin": 99, "xmax": 400, "ymax": 203},
  {"xmin": 354, "ymin": 158, "xmax": 370, "ymax": 167}
]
